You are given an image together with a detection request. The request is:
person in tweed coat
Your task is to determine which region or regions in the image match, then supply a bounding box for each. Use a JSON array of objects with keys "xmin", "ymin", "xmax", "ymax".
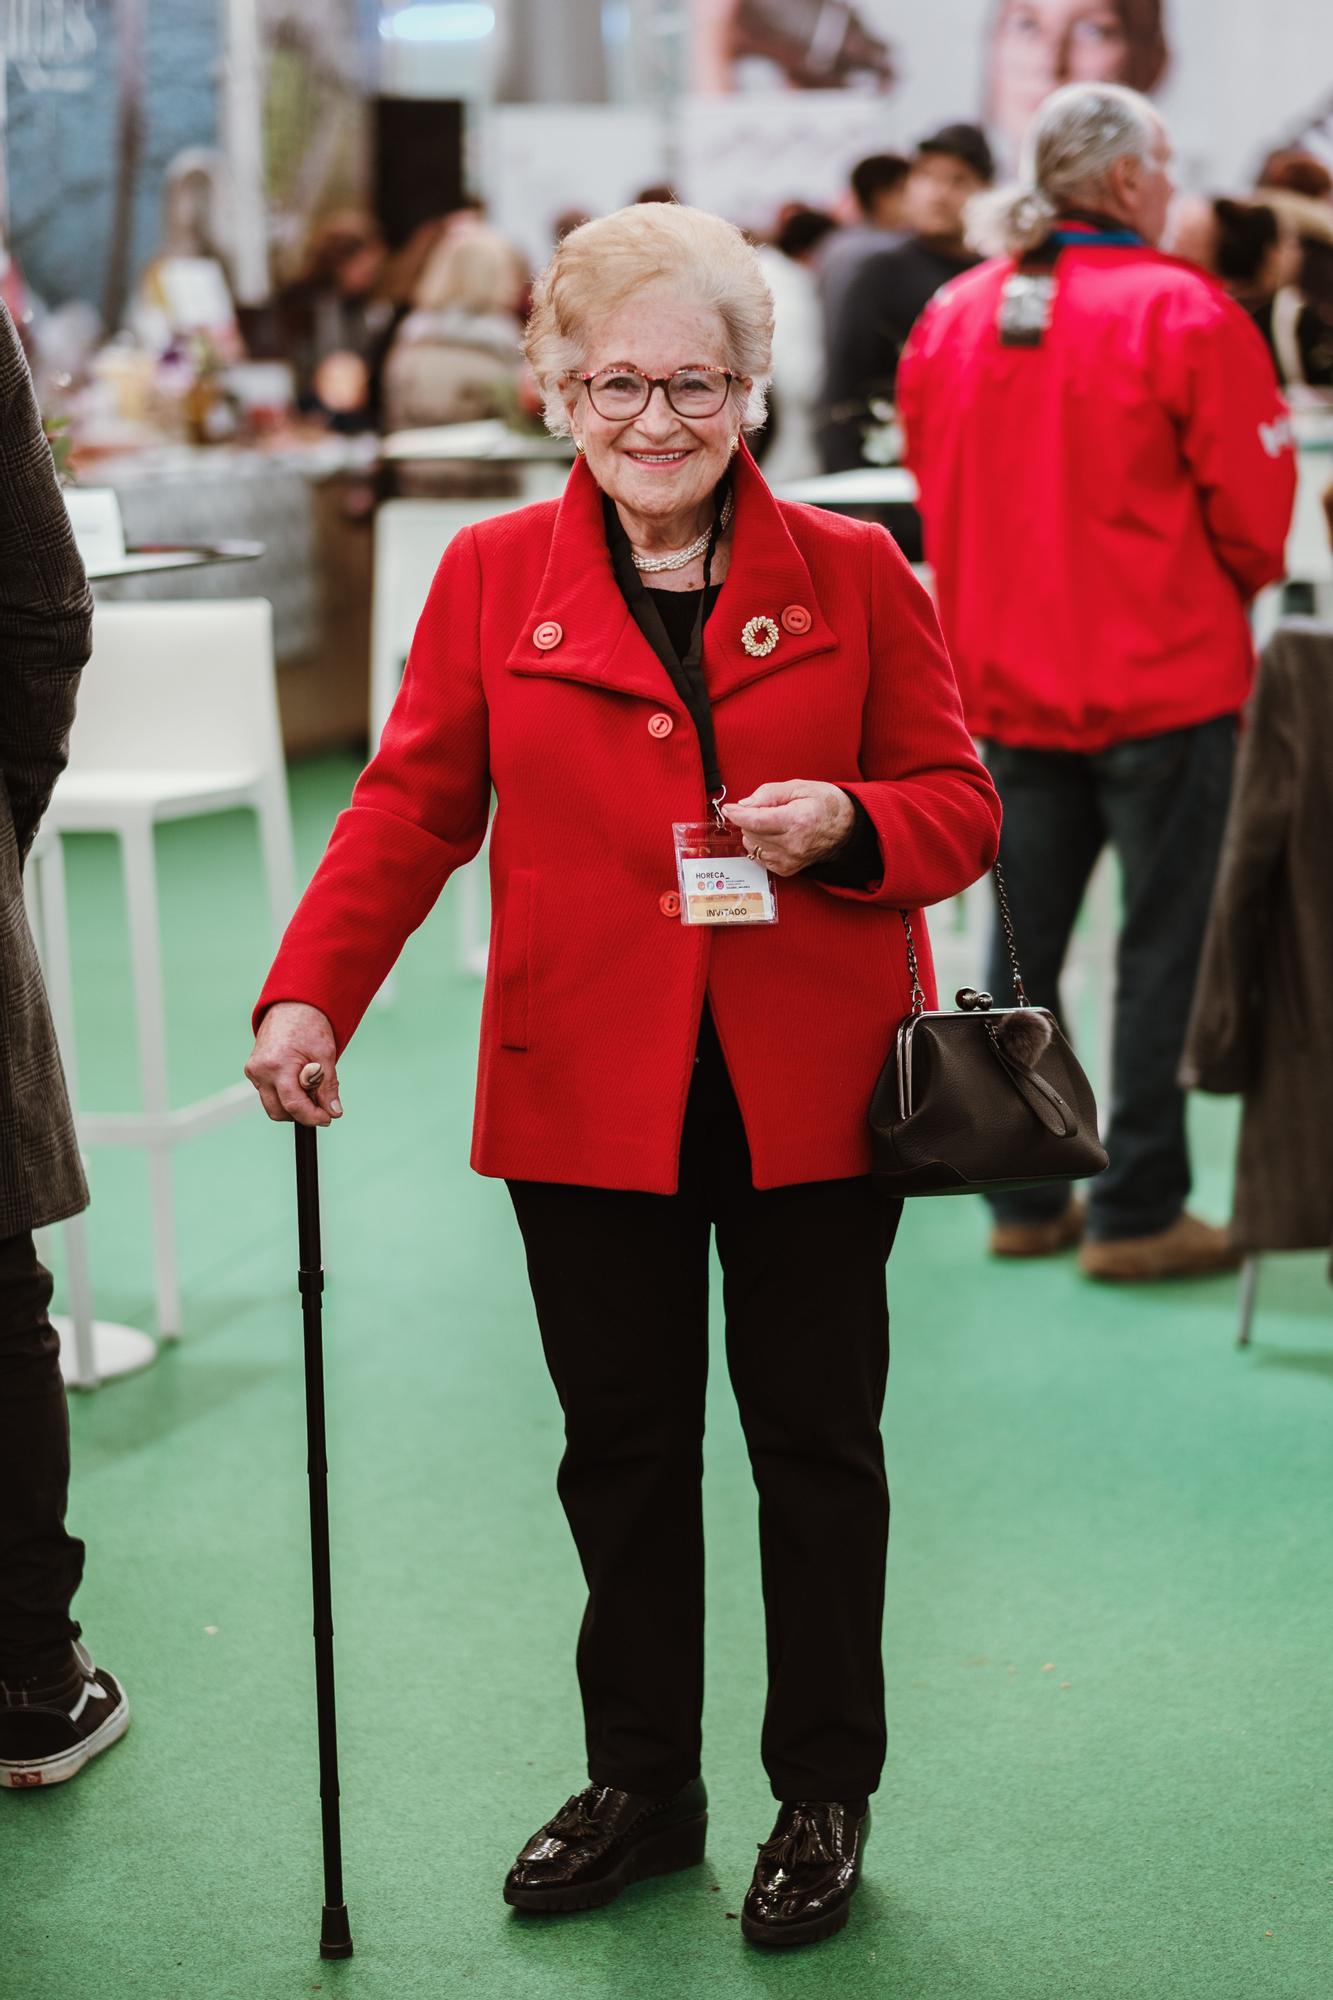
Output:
[
  {"xmin": 1180, "ymin": 619, "xmax": 1333, "ymax": 1270},
  {"xmin": 0, "ymin": 302, "xmax": 130, "ymax": 1789}
]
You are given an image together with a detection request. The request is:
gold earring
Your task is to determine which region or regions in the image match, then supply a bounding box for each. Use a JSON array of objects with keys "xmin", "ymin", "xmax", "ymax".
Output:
[
  {"xmin": 729, "ymin": 435, "xmax": 740, "ymax": 457},
  {"xmin": 574, "ymin": 438, "xmax": 586, "ymax": 454}
]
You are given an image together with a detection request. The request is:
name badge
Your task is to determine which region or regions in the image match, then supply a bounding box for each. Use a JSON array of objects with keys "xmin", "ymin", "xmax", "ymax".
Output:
[
  {"xmin": 997, "ymin": 270, "xmax": 1056, "ymax": 347},
  {"xmin": 672, "ymin": 821, "xmax": 778, "ymax": 926}
]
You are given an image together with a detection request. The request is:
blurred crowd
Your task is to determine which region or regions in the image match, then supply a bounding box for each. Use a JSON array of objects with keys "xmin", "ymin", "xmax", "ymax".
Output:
[
  {"xmin": 769, "ymin": 125, "xmax": 1333, "ymax": 480},
  {"xmin": 299, "ymin": 122, "xmax": 1333, "ymax": 479},
  {"xmin": 8, "ymin": 110, "xmax": 1331, "ymax": 483}
]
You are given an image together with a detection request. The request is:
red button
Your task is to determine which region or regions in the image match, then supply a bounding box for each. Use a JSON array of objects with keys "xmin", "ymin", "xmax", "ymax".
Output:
[
  {"xmin": 648, "ymin": 712, "xmax": 675, "ymax": 738},
  {"xmin": 533, "ymin": 620, "xmax": 563, "ymax": 651},
  {"xmin": 659, "ymin": 891, "xmax": 681, "ymax": 917},
  {"xmin": 781, "ymin": 603, "xmax": 812, "ymax": 635}
]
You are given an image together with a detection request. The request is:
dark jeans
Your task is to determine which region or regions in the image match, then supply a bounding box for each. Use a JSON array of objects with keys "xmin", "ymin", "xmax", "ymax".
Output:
[
  {"xmin": 984, "ymin": 716, "xmax": 1236, "ymax": 1239},
  {"xmin": 508, "ymin": 1014, "xmax": 902, "ymax": 1803},
  {"xmin": 0, "ymin": 1233, "xmax": 84, "ymax": 1681}
]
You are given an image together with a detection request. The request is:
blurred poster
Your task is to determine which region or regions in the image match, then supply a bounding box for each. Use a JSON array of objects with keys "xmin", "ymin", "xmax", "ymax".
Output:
[
  {"xmin": 482, "ymin": 108, "xmax": 669, "ymax": 270},
  {"xmin": 689, "ymin": 2, "xmax": 1333, "ymax": 193},
  {"xmin": 678, "ymin": 94, "xmax": 898, "ymax": 229}
]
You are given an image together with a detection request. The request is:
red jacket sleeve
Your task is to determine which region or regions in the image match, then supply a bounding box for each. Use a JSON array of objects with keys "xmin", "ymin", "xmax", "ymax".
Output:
[
  {"xmin": 1152, "ymin": 285, "xmax": 1297, "ymax": 602},
  {"xmin": 819, "ymin": 524, "xmax": 1001, "ymax": 908},
  {"xmin": 253, "ymin": 526, "xmax": 491, "ymax": 1051}
]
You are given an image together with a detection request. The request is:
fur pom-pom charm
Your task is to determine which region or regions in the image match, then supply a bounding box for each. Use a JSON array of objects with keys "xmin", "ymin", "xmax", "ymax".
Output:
[{"xmin": 995, "ymin": 1008, "xmax": 1054, "ymax": 1069}]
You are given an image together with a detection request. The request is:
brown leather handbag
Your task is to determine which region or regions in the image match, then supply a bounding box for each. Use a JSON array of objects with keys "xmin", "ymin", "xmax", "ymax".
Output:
[{"xmin": 869, "ymin": 868, "xmax": 1109, "ymax": 1198}]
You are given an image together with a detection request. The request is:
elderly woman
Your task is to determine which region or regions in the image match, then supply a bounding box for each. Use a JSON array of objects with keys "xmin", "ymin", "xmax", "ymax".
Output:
[{"xmin": 246, "ymin": 203, "xmax": 999, "ymax": 1949}]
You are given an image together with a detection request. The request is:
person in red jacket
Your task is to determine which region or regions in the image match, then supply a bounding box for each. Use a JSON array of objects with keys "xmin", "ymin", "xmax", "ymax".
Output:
[
  {"xmin": 245, "ymin": 203, "xmax": 999, "ymax": 1949},
  {"xmin": 899, "ymin": 82, "xmax": 1297, "ymax": 1281}
]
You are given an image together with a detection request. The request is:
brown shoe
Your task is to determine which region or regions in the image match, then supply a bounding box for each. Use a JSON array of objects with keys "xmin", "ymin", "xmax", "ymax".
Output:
[
  {"xmin": 989, "ymin": 1201, "xmax": 1084, "ymax": 1259},
  {"xmin": 1079, "ymin": 1213, "xmax": 1241, "ymax": 1282}
]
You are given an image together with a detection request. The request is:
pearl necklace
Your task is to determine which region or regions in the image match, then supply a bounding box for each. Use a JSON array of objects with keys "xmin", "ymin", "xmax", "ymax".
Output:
[{"xmin": 630, "ymin": 493, "xmax": 734, "ymax": 574}]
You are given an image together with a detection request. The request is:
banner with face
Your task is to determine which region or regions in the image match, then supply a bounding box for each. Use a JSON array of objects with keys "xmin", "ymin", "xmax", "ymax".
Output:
[{"xmin": 690, "ymin": 1, "xmax": 1331, "ymax": 186}]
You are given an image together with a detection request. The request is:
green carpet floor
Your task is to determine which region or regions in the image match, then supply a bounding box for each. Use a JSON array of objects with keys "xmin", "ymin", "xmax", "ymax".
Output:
[{"xmin": 5, "ymin": 756, "xmax": 1331, "ymax": 2000}]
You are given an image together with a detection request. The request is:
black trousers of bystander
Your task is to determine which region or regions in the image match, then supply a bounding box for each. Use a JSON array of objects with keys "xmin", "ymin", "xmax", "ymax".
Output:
[
  {"xmin": 508, "ymin": 1011, "xmax": 902, "ymax": 1806},
  {"xmin": 0, "ymin": 1232, "xmax": 84, "ymax": 1682},
  {"xmin": 984, "ymin": 715, "xmax": 1237, "ymax": 1239}
]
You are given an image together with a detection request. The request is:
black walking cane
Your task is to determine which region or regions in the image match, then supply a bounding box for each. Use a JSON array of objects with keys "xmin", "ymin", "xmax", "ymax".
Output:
[{"xmin": 294, "ymin": 1062, "xmax": 353, "ymax": 1960}]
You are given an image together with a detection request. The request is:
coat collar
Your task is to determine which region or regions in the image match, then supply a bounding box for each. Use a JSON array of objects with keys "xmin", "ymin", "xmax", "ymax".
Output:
[{"xmin": 505, "ymin": 444, "xmax": 837, "ymax": 705}]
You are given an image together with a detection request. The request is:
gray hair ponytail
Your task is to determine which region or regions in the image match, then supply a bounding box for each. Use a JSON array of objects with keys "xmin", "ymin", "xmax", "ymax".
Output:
[{"xmin": 968, "ymin": 82, "xmax": 1161, "ymax": 258}]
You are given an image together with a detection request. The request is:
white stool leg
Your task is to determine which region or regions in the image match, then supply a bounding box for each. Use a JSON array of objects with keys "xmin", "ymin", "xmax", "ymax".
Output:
[
  {"xmin": 26, "ymin": 842, "xmax": 99, "ymax": 1388},
  {"xmin": 254, "ymin": 777, "xmax": 297, "ymax": 944},
  {"xmin": 27, "ymin": 830, "xmax": 79, "ymax": 1091},
  {"xmin": 458, "ymin": 821, "xmax": 492, "ymax": 980},
  {"xmin": 121, "ymin": 815, "xmax": 182, "ymax": 1338},
  {"xmin": 58, "ymin": 1211, "xmax": 100, "ymax": 1389}
]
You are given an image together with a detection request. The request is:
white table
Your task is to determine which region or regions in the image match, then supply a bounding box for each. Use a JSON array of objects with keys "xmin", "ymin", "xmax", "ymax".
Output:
[
  {"xmin": 382, "ymin": 419, "xmax": 574, "ymax": 501},
  {"xmin": 777, "ymin": 467, "xmax": 918, "ymax": 508},
  {"xmin": 381, "ymin": 417, "xmax": 573, "ymax": 465},
  {"xmin": 85, "ymin": 541, "xmax": 265, "ymax": 582}
]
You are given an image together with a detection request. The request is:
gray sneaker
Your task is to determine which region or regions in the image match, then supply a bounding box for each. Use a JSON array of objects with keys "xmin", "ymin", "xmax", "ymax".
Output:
[{"xmin": 0, "ymin": 1641, "xmax": 130, "ymax": 1789}]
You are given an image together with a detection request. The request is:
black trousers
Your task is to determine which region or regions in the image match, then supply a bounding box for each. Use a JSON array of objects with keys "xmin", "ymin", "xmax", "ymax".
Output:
[
  {"xmin": 984, "ymin": 717, "xmax": 1236, "ymax": 1239},
  {"xmin": 508, "ymin": 1014, "xmax": 902, "ymax": 1803},
  {"xmin": 0, "ymin": 1232, "xmax": 84, "ymax": 1681}
]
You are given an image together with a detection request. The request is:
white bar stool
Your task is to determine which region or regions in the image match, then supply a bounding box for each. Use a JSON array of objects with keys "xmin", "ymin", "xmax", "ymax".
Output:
[
  {"xmin": 369, "ymin": 499, "xmax": 523, "ymax": 989},
  {"xmin": 45, "ymin": 599, "xmax": 295, "ymax": 1338}
]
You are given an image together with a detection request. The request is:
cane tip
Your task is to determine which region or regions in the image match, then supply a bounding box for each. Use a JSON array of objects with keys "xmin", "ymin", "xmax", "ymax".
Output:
[
  {"xmin": 320, "ymin": 1903, "xmax": 354, "ymax": 1958},
  {"xmin": 299, "ymin": 1062, "xmax": 324, "ymax": 1091}
]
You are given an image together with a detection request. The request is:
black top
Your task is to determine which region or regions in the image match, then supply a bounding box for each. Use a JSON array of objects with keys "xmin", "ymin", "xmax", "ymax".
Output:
[
  {"xmin": 819, "ymin": 233, "xmax": 979, "ymax": 470},
  {"xmin": 602, "ymin": 493, "xmax": 881, "ymax": 889},
  {"xmin": 646, "ymin": 583, "xmax": 722, "ymax": 665}
]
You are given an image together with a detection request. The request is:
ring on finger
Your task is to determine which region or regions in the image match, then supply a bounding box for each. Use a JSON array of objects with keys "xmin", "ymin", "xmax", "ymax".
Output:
[{"xmin": 750, "ymin": 842, "xmax": 766, "ymax": 862}]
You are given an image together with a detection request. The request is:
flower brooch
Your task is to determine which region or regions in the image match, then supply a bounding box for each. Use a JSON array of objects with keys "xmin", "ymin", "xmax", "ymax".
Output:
[{"xmin": 741, "ymin": 615, "xmax": 780, "ymax": 658}]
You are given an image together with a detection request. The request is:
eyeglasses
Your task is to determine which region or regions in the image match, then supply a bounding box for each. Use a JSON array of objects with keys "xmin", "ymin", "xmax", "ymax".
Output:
[{"xmin": 574, "ymin": 365, "xmax": 736, "ymax": 421}]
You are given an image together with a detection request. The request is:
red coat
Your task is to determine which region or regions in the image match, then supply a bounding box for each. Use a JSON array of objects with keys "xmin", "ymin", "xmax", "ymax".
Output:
[
  {"xmin": 254, "ymin": 448, "xmax": 1000, "ymax": 1192},
  {"xmin": 898, "ymin": 239, "xmax": 1298, "ymax": 753}
]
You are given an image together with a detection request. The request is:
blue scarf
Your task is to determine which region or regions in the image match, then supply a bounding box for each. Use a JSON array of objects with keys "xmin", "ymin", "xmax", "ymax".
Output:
[{"xmin": 1047, "ymin": 221, "xmax": 1144, "ymax": 250}]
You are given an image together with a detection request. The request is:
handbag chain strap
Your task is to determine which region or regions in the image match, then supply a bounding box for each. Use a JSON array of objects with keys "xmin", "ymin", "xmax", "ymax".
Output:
[
  {"xmin": 899, "ymin": 862, "xmax": 1028, "ymax": 1016},
  {"xmin": 993, "ymin": 863, "xmax": 1029, "ymax": 1006},
  {"xmin": 902, "ymin": 907, "xmax": 928, "ymax": 1015}
]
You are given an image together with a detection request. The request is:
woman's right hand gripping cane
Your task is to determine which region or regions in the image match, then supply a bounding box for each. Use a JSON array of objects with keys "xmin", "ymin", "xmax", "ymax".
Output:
[{"xmin": 245, "ymin": 1001, "xmax": 343, "ymax": 1129}]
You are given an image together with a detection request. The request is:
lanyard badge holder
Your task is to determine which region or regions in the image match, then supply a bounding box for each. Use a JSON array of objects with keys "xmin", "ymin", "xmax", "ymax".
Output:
[
  {"xmin": 663, "ymin": 501, "xmax": 776, "ymax": 927},
  {"xmin": 673, "ymin": 803, "xmax": 777, "ymax": 926}
]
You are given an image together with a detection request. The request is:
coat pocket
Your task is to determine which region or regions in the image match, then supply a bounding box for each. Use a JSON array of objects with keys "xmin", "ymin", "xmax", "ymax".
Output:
[{"xmin": 497, "ymin": 868, "xmax": 534, "ymax": 1051}]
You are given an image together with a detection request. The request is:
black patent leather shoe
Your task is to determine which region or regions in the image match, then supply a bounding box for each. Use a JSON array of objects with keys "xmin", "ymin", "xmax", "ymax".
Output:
[
  {"xmin": 741, "ymin": 1800, "xmax": 869, "ymax": 1948},
  {"xmin": 503, "ymin": 1778, "xmax": 708, "ymax": 1912}
]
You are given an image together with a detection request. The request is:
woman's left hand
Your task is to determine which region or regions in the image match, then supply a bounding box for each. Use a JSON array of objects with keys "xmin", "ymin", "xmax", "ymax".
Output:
[{"xmin": 723, "ymin": 781, "xmax": 856, "ymax": 877}]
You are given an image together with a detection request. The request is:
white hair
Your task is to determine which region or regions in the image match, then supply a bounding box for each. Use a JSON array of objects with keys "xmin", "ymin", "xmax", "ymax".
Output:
[
  {"xmin": 524, "ymin": 202, "xmax": 772, "ymax": 436},
  {"xmin": 969, "ymin": 83, "xmax": 1162, "ymax": 258}
]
